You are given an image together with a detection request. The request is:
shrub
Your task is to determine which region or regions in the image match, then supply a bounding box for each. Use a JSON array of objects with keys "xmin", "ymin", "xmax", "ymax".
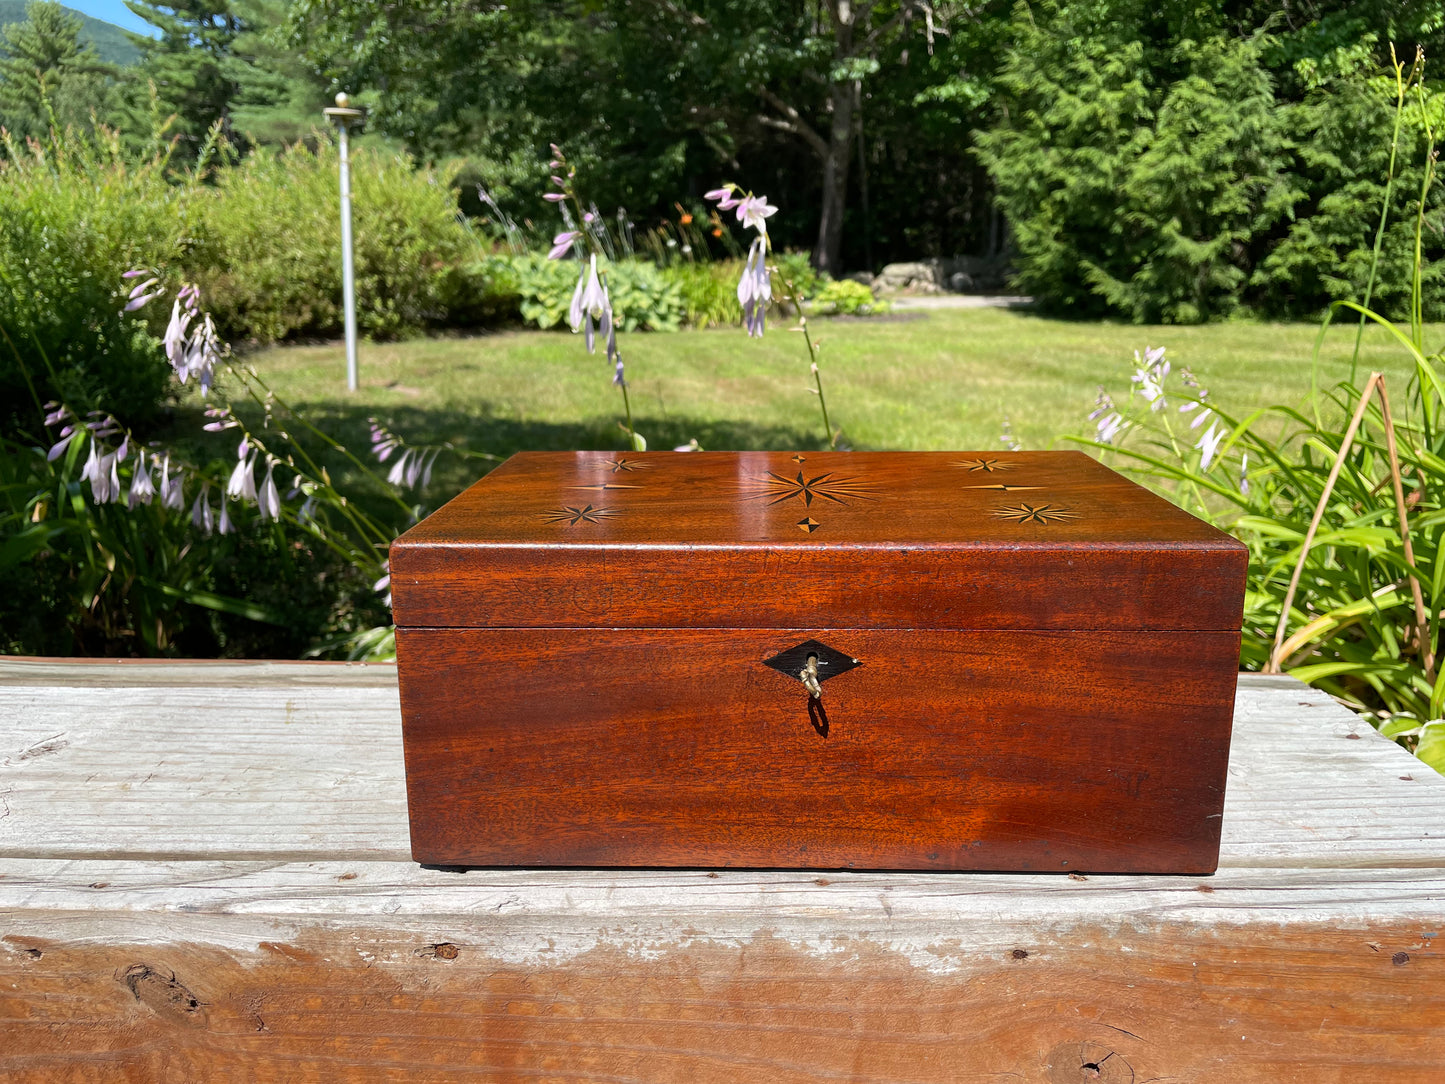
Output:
[
  {"xmin": 810, "ymin": 279, "xmax": 890, "ymax": 316},
  {"xmin": 977, "ymin": 9, "xmax": 1295, "ymax": 322},
  {"xmin": 512, "ymin": 254, "xmax": 684, "ymax": 332},
  {"xmin": 187, "ymin": 137, "xmax": 477, "ymax": 342},
  {"xmin": 977, "ymin": 4, "xmax": 1445, "ymax": 323},
  {"xmin": 0, "ymin": 129, "xmax": 192, "ymax": 437}
]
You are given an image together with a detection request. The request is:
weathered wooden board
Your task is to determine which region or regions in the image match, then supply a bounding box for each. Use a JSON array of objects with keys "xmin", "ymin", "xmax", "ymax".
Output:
[{"xmin": 0, "ymin": 664, "xmax": 1442, "ymax": 1081}]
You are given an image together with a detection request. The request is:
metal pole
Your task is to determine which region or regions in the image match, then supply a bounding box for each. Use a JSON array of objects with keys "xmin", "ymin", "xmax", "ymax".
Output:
[
  {"xmin": 324, "ymin": 93, "xmax": 366, "ymax": 392},
  {"xmin": 338, "ymin": 120, "xmax": 358, "ymax": 392}
]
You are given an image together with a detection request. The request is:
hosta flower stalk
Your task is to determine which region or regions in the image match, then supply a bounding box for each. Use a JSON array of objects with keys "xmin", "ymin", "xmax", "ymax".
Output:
[
  {"xmin": 544, "ymin": 144, "xmax": 643, "ymax": 450},
  {"xmin": 705, "ymin": 183, "xmax": 837, "ymax": 448}
]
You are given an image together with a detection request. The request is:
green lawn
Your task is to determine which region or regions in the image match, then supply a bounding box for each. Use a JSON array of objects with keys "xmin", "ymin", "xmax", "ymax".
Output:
[{"xmin": 240, "ymin": 306, "xmax": 1430, "ymax": 501}]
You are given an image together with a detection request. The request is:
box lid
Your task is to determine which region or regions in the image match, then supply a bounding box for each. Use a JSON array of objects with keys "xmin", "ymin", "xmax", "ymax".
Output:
[{"xmin": 389, "ymin": 451, "xmax": 1247, "ymax": 631}]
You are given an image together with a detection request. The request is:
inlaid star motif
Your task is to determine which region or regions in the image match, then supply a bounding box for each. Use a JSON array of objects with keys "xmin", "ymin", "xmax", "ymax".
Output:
[
  {"xmin": 567, "ymin": 483, "xmax": 644, "ymax": 491},
  {"xmin": 541, "ymin": 504, "xmax": 622, "ymax": 526},
  {"xmin": 993, "ymin": 503, "xmax": 1079, "ymax": 525},
  {"xmin": 790, "ymin": 454, "xmax": 807, "ymax": 464},
  {"xmin": 954, "ymin": 458, "xmax": 1016, "ymax": 473},
  {"xmin": 963, "ymin": 484, "xmax": 1041, "ymax": 491},
  {"xmin": 599, "ymin": 458, "xmax": 648, "ymax": 473},
  {"xmin": 797, "ymin": 517, "xmax": 821, "ymax": 533},
  {"xmin": 744, "ymin": 470, "xmax": 878, "ymax": 508}
]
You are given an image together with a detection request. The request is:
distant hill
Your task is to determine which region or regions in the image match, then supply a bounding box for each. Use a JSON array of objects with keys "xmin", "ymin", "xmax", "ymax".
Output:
[{"xmin": 0, "ymin": 1, "xmax": 141, "ymax": 67}]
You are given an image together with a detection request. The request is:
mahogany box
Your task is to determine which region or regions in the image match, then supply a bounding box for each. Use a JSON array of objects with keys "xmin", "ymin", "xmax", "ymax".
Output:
[{"xmin": 390, "ymin": 450, "xmax": 1248, "ymax": 873}]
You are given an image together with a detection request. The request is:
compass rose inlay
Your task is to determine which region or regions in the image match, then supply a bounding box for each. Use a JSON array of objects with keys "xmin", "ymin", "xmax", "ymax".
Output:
[
  {"xmin": 954, "ymin": 458, "xmax": 1016, "ymax": 473},
  {"xmin": 993, "ymin": 503, "xmax": 1079, "ymax": 525},
  {"xmin": 541, "ymin": 504, "xmax": 622, "ymax": 526},
  {"xmin": 743, "ymin": 470, "xmax": 879, "ymax": 508},
  {"xmin": 603, "ymin": 458, "xmax": 648, "ymax": 473}
]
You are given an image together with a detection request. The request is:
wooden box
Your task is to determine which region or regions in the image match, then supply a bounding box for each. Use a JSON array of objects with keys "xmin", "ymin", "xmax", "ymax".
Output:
[{"xmin": 390, "ymin": 451, "xmax": 1247, "ymax": 873}]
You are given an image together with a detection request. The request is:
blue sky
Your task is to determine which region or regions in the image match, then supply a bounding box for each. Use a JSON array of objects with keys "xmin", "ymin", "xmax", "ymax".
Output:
[{"xmin": 67, "ymin": 1, "xmax": 157, "ymax": 36}]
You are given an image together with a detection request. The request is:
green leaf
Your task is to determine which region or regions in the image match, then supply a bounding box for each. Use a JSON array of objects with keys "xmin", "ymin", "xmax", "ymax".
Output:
[
  {"xmin": 1416, "ymin": 721, "xmax": 1445, "ymax": 775},
  {"xmin": 137, "ymin": 577, "xmax": 286, "ymax": 625},
  {"xmin": 0, "ymin": 524, "xmax": 65, "ymax": 570}
]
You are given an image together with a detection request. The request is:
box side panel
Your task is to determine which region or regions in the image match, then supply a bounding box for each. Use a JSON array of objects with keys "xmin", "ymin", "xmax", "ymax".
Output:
[
  {"xmin": 390, "ymin": 543, "xmax": 1248, "ymax": 631},
  {"xmin": 397, "ymin": 628, "xmax": 1240, "ymax": 873}
]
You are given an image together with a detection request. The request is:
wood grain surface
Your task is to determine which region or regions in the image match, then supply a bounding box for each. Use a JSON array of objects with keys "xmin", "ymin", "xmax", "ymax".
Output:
[
  {"xmin": 397, "ymin": 628, "xmax": 1241, "ymax": 872},
  {"xmin": 389, "ymin": 452, "xmax": 1248, "ymax": 630},
  {"xmin": 2, "ymin": 664, "xmax": 1442, "ymax": 1081}
]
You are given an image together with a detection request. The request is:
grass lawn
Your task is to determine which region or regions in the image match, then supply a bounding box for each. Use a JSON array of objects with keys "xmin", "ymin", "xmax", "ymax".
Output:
[{"xmin": 239, "ymin": 306, "xmax": 1431, "ymax": 503}]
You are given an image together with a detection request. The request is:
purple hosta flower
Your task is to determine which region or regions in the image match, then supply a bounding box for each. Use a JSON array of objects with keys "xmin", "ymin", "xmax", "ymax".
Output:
[
  {"xmin": 43, "ymin": 401, "xmax": 70, "ymax": 427},
  {"xmin": 127, "ymin": 450, "xmax": 156, "ymax": 507},
  {"xmin": 735, "ymin": 194, "xmax": 777, "ymax": 231},
  {"xmin": 47, "ymin": 425, "xmax": 78, "ymax": 461},
  {"xmin": 612, "ymin": 358, "xmax": 625, "ymax": 387},
  {"xmin": 1131, "ymin": 346, "xmax": 1169, "ymax": 411},
  {"xmin": 296, "ymin": 494, "xmax": 318, "ymax": 527},
  {"xmin": 258, "ymin": 460, "xmax": 282, "ymax": 522},
  {"xmin": 1087, "ymin": 386, "xmax": 1126, "ymax": 444},
  {"xmin": 1000, "ymin": 415, "xmax": 1022, "ymax": 452},
  {"xmin": 164, "ymin": 296, "xmax": 193, "ymax": 368},
  {"xmin": 1197, "ymin": 421, "xmax": 1226, "ymax": 471},
  {"xmin": 1096, "ymin": 412, "xmax": 1126, "ymax": 444},
  {"xmin": 710, "ymin": 185, "xmax": 775, "ymax": 337},
  {"xmin": 181, "ymin": 314, "xmax": 221, "ymax": 396},
  {"xmin": 123, "ymin": 276, "xmax": 163, "ymax": 312},
  {"xmin": 190, "ymin": 484, "xmax": 214, "ymax": 535},
  {"xmin": 1239, "ymin": 453, "xmax": 1250, "ymax": 495},
  {"xmin": 80, "ymin": 441, "xmax": 105, "ymax": 500},
  {"xmin": 368, "ymin": 417, "xmax": 402, "ymax": 462},
  {"xmin": 160, "ymin": 456, "xmax": 184, "ymax": 511},
  {"xmin": 217, "ymin": 499, "xmax": 233, "ymax": 536},
  {"xmin": 543, "ymin": 191, "xmax": 566, "ymax": 202},
  {"xmin": 227, "ymin": 449, "xmax": 257, "ymax": 502},
  {"xmin": 374, "ymin": 561, "xmax": 392, "ymax": 608},
  {"xmin": 202, "ymin": 406, "xmax": 239, "ymax": 432},
  {"xmin": 84, "ymin": 411, "xmax": 121, "ymax": 440},
  {"xmin": 569, "ymin": 255, "xmax": 613, "ymax": 355},
  {"xmin": 548, "ymin": 230, "xmax": 581, "ymax": 260},
  {"xmin": 705, "ymin": 184, "xmax": 741, "ymax": 211},
  {"xmin": 738, "ymin": 235, "xmax": 771, "ymax": 337},
  {"xmin": 1177, "ymin": 366, "xmax": 1213, "ymax": 429},
  {"xmin": 386, "ymin": 447, "xmax": 438, "ymax": 490},
  {"xmin": 85, "ymin": 449, "xmax": 121, "ymax": 504},
  {"xmin": 160, "ymin": 286, "xmax": 219, "ymax": 395}
]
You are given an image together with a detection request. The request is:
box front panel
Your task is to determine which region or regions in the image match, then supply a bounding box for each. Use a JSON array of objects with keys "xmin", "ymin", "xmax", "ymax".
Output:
[{"xmin": 398, "ymin": 628, "xmax": 1239, "ymax": 873}]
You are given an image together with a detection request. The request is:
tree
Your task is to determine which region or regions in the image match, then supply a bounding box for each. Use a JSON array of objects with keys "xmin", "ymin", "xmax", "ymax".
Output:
[
  {"xmin": 124, "ymin": 0, "xmax": 240, "ymax": 151},
  {"xmin": 0, "ymin": 1, "xmax": 119, "ymax": 139},
  {"xmin": 224, "ymin": 0, "xmax": 331, "ymax": 146},
  {"xmin": 746, "ymin": 2, "xmax": 955, "ymax": 273},
  {"xmin": 290, "ymin": 0, "xmax": 991, "ymax": 272}
]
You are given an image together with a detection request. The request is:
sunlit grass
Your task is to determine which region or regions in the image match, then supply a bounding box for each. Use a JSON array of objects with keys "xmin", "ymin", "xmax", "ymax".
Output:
[{"xmin": 236, "ymin": 306, "xmax": 1430, "ymax": 502}]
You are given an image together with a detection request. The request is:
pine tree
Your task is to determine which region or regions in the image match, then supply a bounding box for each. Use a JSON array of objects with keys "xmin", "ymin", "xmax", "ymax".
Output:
[
  {"xmin": 0, "ymin": 0, "xmax": 118, "ymax": 139},
  {"xmin": 124, "ymin": 0, "xmax": 240, "ymax": 152},
  {"xmin": 224, "ymin": 0, "xmax": 329, "ymax": 146}
]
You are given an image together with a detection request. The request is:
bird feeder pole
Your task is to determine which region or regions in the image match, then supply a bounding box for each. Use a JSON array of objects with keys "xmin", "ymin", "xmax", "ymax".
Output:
[{"xmin": 323, "ymin": 92, "xmax": 366, "ymax": 392}]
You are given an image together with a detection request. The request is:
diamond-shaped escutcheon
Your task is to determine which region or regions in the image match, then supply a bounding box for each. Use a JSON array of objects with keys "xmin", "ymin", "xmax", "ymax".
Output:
[{"xmin": 762, "ymin": 639, "xmax": 862, "ymax": 685}]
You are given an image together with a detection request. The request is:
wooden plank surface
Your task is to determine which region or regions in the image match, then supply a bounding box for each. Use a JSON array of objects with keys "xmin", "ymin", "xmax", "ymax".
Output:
[{"xmin": 1, "ymin": 663, "xmax": 1443, "ymax": 1081}]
